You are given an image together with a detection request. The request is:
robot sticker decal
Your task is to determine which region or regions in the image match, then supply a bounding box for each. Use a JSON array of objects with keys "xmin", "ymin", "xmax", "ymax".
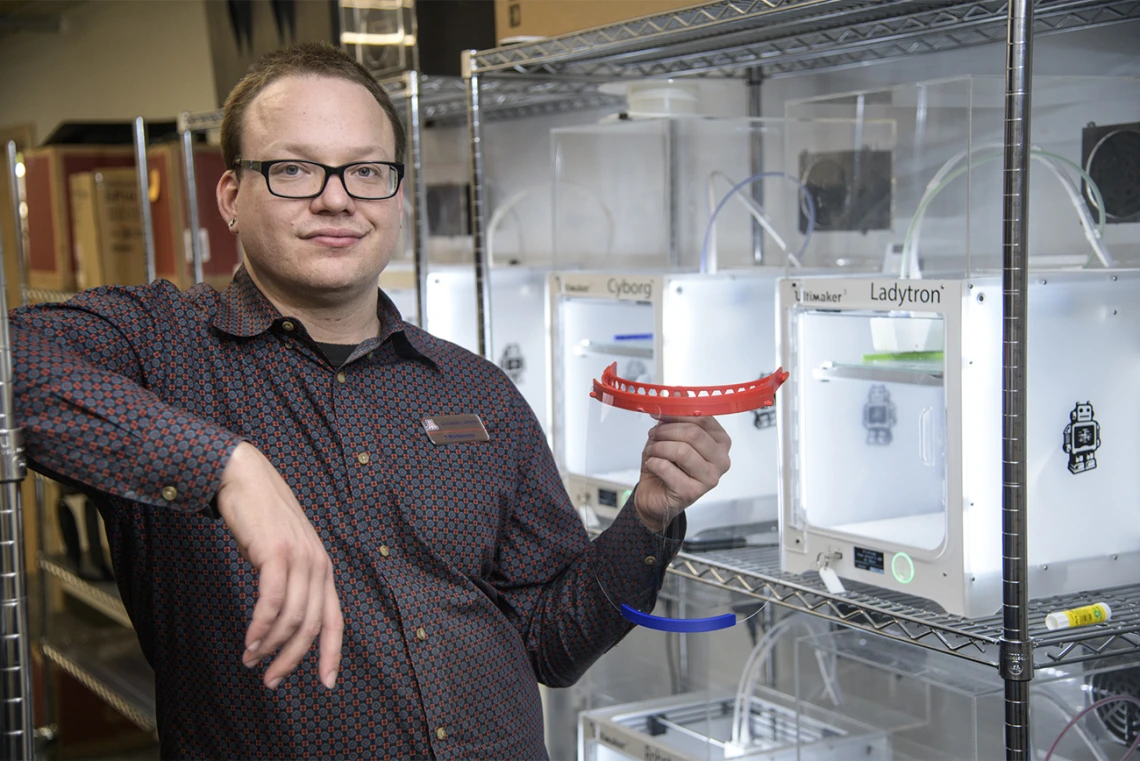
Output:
[
  {"xmin": 1063, "ymin": 402, "xmax": 1101, "ymax": 474},
  {"xmin": 864, "ymin": 385, "xmax": 896, "ymax": 445},
  {"xmin": 753, "ymin": 371, "xmax": 777, "ymax": 429},
  {"xmin": 498, "ymin": 343, "xmax": 525, "ymax": 385}
]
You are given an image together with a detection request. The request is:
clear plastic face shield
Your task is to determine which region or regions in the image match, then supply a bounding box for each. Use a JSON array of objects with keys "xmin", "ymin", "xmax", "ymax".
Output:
[{"xmin": 583, "ymin": 361, "xmax": 789, "ymax": 635}]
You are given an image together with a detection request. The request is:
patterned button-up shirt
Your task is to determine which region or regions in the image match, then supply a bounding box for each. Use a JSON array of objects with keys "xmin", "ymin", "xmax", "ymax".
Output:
[{"xmin": 11, "ymin": 268, "xmax": 681, "ymax": 760}]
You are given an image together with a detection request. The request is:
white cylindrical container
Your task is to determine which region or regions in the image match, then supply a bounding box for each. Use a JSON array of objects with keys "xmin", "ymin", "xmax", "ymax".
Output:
[{"xmin": 1044, "ymin": 601, "xmax": 1112, "ymax": 630}]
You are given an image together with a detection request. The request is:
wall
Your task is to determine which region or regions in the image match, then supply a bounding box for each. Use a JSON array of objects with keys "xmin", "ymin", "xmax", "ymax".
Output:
[{"xmin": 0, "ymin": 0, "xmax": 217, "ymax": 145}]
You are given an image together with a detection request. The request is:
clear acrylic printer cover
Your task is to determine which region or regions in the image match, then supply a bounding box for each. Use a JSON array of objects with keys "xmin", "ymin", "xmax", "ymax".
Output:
[
  {"xmin": 577, "ymin": 610, "xmax": 890, "ymax": 761},
  {"xmin": 552, "ymin": 116, "xmax": 827, "ymax": 273},
  {"xmin": 798, "ymin": 628, "xmax": 1140, "ymax": 761},
  {"xmin": 784, "ymin": 75, "xmax": 1140, "ymax": 276}
]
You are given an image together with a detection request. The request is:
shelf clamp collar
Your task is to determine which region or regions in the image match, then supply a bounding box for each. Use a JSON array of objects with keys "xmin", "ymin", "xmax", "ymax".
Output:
[
  {"xmin": 1000, "ymin": 639, "xmax": 1034, "ymax": 681},
  {"xmin": 0, "ymin": 427, "xmax": 26, "ymax": 484}
]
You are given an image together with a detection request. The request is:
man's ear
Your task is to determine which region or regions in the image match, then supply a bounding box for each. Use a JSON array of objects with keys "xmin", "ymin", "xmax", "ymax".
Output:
[{"xmin": 218, "ymin": 170, "xmax": 240, "ymax": 232}]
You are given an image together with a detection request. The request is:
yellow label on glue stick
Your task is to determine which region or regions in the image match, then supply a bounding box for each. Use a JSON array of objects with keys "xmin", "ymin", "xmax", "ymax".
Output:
[{"xmin": 1045, "ymin": 602, "xmax": 1112, "ymax": 631}]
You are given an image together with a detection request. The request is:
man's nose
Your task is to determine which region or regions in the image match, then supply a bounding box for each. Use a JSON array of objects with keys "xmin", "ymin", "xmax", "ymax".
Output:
[{"xmin": 313, "ymin": 172, "xmax": 353, "ymax": 211}]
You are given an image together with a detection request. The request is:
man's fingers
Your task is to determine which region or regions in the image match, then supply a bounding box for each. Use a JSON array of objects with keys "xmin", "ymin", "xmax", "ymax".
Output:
[
  {"xmin": 319, "ymin": 574, "xmax": 344, "ymax": 690},
  {"xmin": 652, "ymin": 415, "xmax": 732, "ymax": 444},
  {"xmin": 250, "ymin": 559, "xmax": 310, "ymax": 668},
  {"xmin": 643, "ymin": 456, "xmax": 706, "ymax": 504},
  {"xmin": 220, "ymin": 444, "xmax": 342, "ymax": 690},
  {"xmin": 244, "ymin": 557, "xmax": 288, "ymax": 665},
  {"xmin": 262, "ymin": 566, "xmax": 325, "ymax": 689},
  {"xmin": 652, "ymin": 419, "xmax": 729, "ymax": 471},
  {"xmin": 649, "ymin": 423, "xmax": 732, "ymax": 473},
  {"xmin": 652, "ymin": 416, "xmax": 731, "ymax": 445},
  {"xmin": 644, "ymin": 440, "xmax": 724, "ymax": 488}
]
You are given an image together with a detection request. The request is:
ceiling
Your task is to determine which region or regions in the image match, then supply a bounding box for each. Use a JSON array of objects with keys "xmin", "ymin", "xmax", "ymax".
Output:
[{"xmin": 0, "ymin": 0, "xmax": 85, "ymax": 40}]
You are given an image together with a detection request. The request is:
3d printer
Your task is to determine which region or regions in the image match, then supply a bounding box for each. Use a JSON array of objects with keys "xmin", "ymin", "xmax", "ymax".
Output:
[{"xmin": 778, "ymin": 76, "xmax": 1140, "ymax": 618}]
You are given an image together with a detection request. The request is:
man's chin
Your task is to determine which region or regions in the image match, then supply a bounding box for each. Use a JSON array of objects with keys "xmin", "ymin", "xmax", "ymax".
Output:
[{"xmin": 302, "ymin": 264, "xmax": 384, "ymax": 295}]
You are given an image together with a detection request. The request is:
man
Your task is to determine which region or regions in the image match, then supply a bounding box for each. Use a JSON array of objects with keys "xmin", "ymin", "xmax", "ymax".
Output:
[{"xmin": 11, "ymin": 43, "xmax": 730, "ymax": 759}]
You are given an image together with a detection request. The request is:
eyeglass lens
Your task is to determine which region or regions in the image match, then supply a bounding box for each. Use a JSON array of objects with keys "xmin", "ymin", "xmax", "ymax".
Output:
[{"xmin": 268, "ymin": 161, "xmax": 398, "ymax": 199}]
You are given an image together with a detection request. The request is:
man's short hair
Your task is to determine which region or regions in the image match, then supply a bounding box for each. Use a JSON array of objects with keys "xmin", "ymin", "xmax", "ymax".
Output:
[{"xmin": 220, "ymin": 42, "xmax": 406, "ymax": 170}]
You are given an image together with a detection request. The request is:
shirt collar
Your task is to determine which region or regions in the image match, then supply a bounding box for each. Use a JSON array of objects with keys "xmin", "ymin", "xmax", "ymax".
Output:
[
  {"xmin": 212, "ymin": 267, "xmax": 438, "ymax": 365},
  {"xmin": 211, "ymin": 267, "xmax": 281, "ymax": 338}
]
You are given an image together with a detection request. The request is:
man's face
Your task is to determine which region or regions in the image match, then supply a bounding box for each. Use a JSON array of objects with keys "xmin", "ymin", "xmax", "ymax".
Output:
[{"xmin": 219, "ymin": 75, "xmax": 402, "ymax": 300}]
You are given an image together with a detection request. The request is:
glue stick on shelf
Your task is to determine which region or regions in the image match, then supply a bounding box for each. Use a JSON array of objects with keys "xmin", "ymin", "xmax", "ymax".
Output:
[{"xmin": 1045, "ymin": 602, "xmax": 1112, "ymax": 631}]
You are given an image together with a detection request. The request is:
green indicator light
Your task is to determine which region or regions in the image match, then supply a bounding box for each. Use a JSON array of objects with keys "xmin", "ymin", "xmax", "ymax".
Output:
[
  {"xmin": 892, "ymin": 552, "xmax": 915, "ymax": 584},
  {"xmin": 620, "ymin": 489, "xmax": 633, "ymax": 506}
]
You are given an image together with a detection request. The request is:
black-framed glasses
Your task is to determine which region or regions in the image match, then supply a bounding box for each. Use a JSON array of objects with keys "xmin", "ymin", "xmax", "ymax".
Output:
[{"xmin": 236, "ymin": 159, "xmax": 405, "ymax": 200}]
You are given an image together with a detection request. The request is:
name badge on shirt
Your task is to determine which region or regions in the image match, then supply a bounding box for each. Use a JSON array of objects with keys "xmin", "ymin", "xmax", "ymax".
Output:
[{"xmin": 422, "ymin": 414, "xmax": 490, "ymax": 445}]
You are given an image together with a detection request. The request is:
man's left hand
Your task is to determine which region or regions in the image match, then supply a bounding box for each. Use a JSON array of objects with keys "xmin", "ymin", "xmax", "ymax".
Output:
[{"xmin": 633, "ymin": 416, "xmax": 731, "ymax": 533}]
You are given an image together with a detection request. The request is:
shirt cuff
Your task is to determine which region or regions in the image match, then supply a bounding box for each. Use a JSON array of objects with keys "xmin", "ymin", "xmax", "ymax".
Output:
[
  {"xmin": 592, "ymin": 488, "xmax": 687, "ymax": 613},
  {"xmin": 135, "ymin": 415, "xmax": 244, "ymax": 514}
]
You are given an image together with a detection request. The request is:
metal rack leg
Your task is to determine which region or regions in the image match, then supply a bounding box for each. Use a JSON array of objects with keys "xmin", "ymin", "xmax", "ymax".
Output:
[
  {"xmin": 0, "ymin": 148, "xmax": 33, "ymax": 758},
  {"xmin": 133, "ymin": 117, "xmax": 156, "ymax": 286},
  {"xmin": 1000, "ymin": 1, "xmax": 1035, "ymax": 758},
  {"xmin": 462, "ymin": 51, "xmax": 493, "ymax": 361},
  {"xmin": 5, "ymin": 143, "xmax": 27, "ymax": 309},
  {"xmin": 746, "ymin": 68, "xmax": 766, "ymax": 265},
  {"xmin": 405, "ymin": 70, "xmax": 430, "ymax": 330},
  {"xmin": 32, "ymin": 473, "xmax": 53, "ymax": 752},
  {"xmin": 181, "ymin": 128, "xmax": 204, "ymax": 286}
]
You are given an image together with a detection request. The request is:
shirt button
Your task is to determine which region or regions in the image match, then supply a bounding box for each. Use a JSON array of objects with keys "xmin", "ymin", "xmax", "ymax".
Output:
[
  {"xmin": 435, "ymin": 727, "xmax": 447, "ymax": 741},
  {"xmin": 356, "ymin": 452, "xmax": 370, "ymax": 465},
  {"xmin": 379, "ymin": 545, "xmax": 390, "ymax": 557},
  {"xmin": 282, "ymin": 320, "xmax": 295, "ymax": 332},
  {"xmin": 415, "ymin": 627, "xmax": 428, "ymax": 641},
  {"xmin": 336, "ymin": 371, "xmax": 347, "ymax": 383},
  {"xmin": 644, "ymin": 556, "xmax": 657, "ymax": 566},
  {"xmin": 161, "ymin": 486, "xmax": 178, "ymax": 501}
]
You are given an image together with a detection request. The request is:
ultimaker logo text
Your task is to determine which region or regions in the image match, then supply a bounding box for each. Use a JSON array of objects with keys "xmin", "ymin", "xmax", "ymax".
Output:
[
  {"xmin": 870, "ymin": 282, "xmax": 944, "ymax": 306},
  {"xmin": 794, "ymin": 287, "xmax": 846, "ymax": 304}
]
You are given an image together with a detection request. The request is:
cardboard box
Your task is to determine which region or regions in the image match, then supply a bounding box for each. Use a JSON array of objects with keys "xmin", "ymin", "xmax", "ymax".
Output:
[
  {"xmin": 147, "ymin": 143, "xmax": 240, "ymax": 291},
  {"xmin": 23, "ymin": 146, "xmax": 137, "ymax": 292},
  {"xmin": 494, "ymin": 0, "xmax": 698, "ymax": 43},
  {"xmin": 69, "ymin": 169, "xmax": 148, "ymax": 290}
]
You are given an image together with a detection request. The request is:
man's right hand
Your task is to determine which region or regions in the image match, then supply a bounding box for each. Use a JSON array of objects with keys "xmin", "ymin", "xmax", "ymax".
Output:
[{"xmin": 216, "ymin": 442, "xmax": 343, "ymax": 690}]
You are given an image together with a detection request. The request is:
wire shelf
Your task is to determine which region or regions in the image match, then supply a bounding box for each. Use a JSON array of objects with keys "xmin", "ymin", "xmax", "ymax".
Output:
[
  {"xmin": 39, "ymin": 555, "xmax": 132, "ymax": 629},
  {"xmin": 180, "ymin": 76, "xmax": 623, "ymax": 137},
  {"xmin": 41, "ymin": 627, "xmax": 156, "ymax": 735},
  {"xmin": 179, "ymin": 3, "xmax": 1139, "ymax": 130},
  {"xmin": 470, "ymin": 0, "xmax": 1140, "ymax": 78},
  {"xmin": 386, "ymin": 74, "xmax": 625, "ymax": 126},
  {"xmin": 21, "ymin": 286, "xmax": 77, "ymax": 305},
  {"xmin": 663, "ymin": 544, "xmax": 1140, "ymax": 670}
]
